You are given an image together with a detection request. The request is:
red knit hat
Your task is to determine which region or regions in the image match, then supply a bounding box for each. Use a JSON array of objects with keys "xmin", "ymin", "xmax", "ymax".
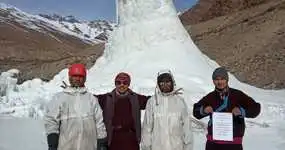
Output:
[{"xmin": 115, "ymin": 72, "xmax": 131, "ymax": 85}]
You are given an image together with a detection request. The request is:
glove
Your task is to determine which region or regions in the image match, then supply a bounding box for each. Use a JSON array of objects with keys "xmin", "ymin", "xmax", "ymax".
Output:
[
  {"xmin": 97, "ymin": 138, "xmax": 108, "ymax": 150},
  {"xmin": 47, "ymin": 133, "xmax": 59, "ymax": 150}
]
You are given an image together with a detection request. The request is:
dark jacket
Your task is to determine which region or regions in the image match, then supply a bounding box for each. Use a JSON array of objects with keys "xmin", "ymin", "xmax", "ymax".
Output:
[
  {"xmin": 193, "ymin": 88, "xmax": 261, "ymax": 139},
  {"xmin": 95, "ymin": 89, "xmax": 150, "ymax": 146}
]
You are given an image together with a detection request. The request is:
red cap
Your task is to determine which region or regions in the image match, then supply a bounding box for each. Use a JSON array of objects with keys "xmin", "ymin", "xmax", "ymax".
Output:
[{"xmin": 68, "ymin": 64, "xmax": 87, "ymax": 77}]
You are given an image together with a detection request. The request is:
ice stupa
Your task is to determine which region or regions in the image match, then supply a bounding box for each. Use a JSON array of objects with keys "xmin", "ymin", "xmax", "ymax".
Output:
[{"xmin": 86, "ymin": 0, "xmax": 219, "ymax": 94}]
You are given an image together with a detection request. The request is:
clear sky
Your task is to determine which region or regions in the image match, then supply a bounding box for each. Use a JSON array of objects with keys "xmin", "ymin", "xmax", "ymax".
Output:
[{"xmin": 0, "ymin": 0, "xmax": 196, "ymax": 21}]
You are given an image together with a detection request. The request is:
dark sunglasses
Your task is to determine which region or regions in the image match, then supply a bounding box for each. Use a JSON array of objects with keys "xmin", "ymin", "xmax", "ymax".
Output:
[
  {"xmin": 158, "ymin": 81, "xmax": 172, "ymax": 86},
  {"xmin": 115, "ymin": 81, "xmax": 129, "ymax": 85}
]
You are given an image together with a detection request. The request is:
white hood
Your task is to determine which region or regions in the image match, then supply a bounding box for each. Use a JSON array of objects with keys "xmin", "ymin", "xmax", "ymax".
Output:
[{"xmin": 155, "ymin": 70, "xmax": 183, "ymax": 105}]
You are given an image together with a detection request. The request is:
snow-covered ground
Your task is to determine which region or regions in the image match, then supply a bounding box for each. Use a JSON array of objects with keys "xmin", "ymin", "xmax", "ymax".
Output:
[
  {"xmin": 0, "ymin": 116, "xmax": 46, "ymax": 150},
  {"xmin": 0, "ymin": 0, "xmax": 285, "ymax": 149}
]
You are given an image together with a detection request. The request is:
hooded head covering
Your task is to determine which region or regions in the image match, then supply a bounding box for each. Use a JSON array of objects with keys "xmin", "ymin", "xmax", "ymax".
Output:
[
  {"xmin": 156, "ymin": 70, "xmax": 183, "ymax": 94},
  {"xmin": 157, "ymin": 73, "xmax": 173, "ymax": 84},
  {"xmin": 155, "ymin": 70, "xmax": 183, "ymax": 106},
  {"xmin": 157, "ymin": 70, "xmax": 176, "ymax": 90}
]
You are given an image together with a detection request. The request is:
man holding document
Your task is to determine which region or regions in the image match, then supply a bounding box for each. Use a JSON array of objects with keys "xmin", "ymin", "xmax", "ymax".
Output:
[{"xmin": 193, "ymin": 67, "xmax": 261, "ymax": 150}]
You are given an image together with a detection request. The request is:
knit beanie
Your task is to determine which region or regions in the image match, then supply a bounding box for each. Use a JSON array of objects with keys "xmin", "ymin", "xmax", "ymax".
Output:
[{"xmin": 212, "ymin": 67, "xmax": 229, "ymax": 81}]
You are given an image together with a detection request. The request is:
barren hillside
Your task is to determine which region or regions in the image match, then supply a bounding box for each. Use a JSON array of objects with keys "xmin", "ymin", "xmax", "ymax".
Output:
[
  {"xmin": 183, "ymin": 0, "xmax": 285, "ymax": 89},
  {"xmin": 0, "ymin": 20, "xmax": 104, "ymax": 83}
]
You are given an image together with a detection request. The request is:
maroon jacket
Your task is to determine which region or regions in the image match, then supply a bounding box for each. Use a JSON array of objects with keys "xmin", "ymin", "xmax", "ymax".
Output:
[
  {"xmin": 193, "ymin": 88, "xmax": 261, "ymax": 139},
  {"xmin": 95, "ymin": 89, "xmax": 150, "ymax": 146}
]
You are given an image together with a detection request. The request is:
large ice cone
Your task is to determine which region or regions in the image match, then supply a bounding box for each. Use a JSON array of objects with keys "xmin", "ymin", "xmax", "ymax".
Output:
[{"xmin": 87, "ymin": 0, "xmax": 218, "ymax": 93}]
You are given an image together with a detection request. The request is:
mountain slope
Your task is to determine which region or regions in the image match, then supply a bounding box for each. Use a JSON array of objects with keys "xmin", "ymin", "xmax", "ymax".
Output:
[
  {"xmin": 0, "ymin": 3, "xmax": 113, "ymax": 43},
  {"xmin": 0, "ymin": 3, "xmax": 107, "ymax": 83},
  {"xmin": 181, "ymin": 0, "xmax": 285, "ymax": 89},
  {"xmin": 0, "ymin": 20, "xmax": 105, "ymax": 83},
  {"xmin": 180, "ymin": 0, "xmax": 270, "ymax": 25}
]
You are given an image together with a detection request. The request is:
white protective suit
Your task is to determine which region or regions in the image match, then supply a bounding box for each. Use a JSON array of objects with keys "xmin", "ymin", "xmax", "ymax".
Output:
[
  {"xmin": 44, "ymin": 87, "xmax": 107, "ymax": 150},
  {"xmin": 141, "ymin": 70, "xmax": 193, "ymax": 150}
]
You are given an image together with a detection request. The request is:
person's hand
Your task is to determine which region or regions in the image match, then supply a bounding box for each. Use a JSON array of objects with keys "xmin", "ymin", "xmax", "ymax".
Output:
[
  {"xmin": 232, "ymin": 107, "xmax": 241, "ymax": 116},
  {"xmin": 204, "ymin": 106, "xmax": 213, "ymax": 114}
]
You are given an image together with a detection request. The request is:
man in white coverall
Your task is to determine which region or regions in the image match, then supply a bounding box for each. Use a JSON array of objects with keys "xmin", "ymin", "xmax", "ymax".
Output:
[
  {"xmin": 141, "ymin": 70, "xmax": 193, "ymax": 150},
  {"xmin": 44, "ymin": 63, "xmax": 107, "ymax": 150}
]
